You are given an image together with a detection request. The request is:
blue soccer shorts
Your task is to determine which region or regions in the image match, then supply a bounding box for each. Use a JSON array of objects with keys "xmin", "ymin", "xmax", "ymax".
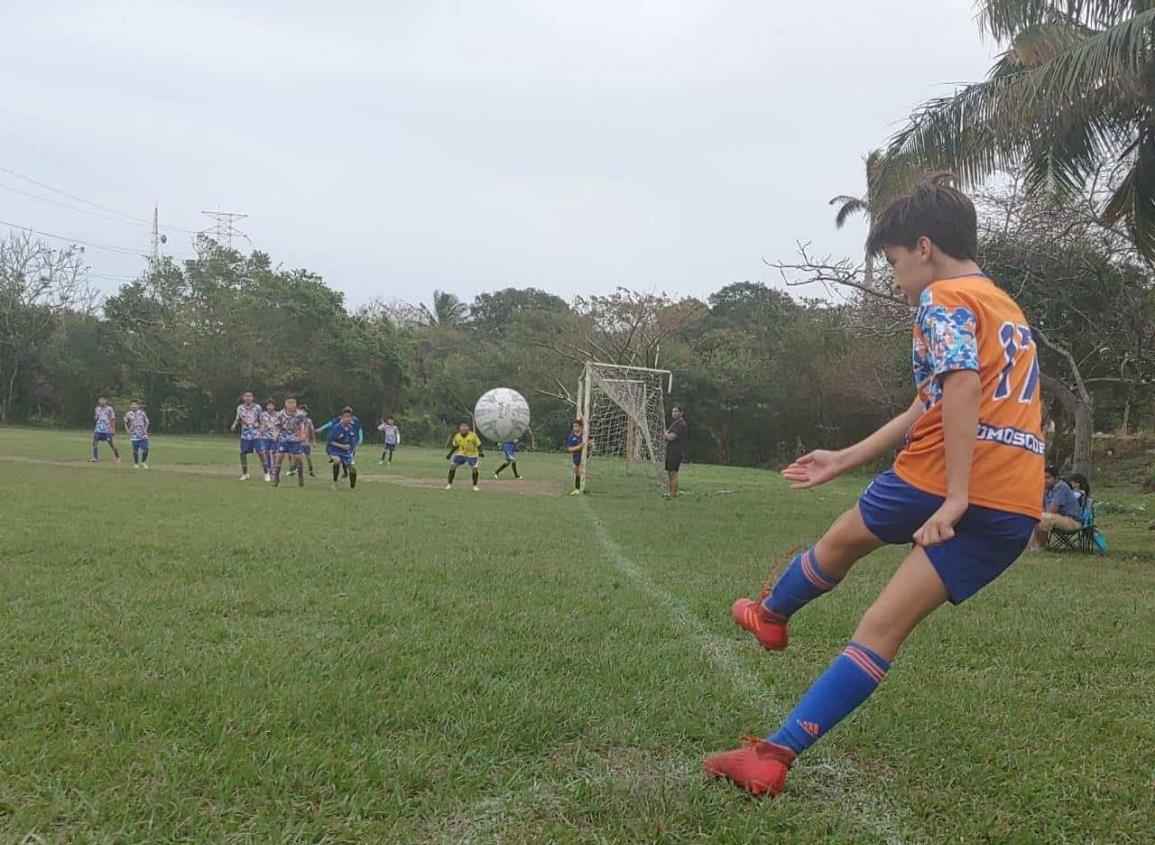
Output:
[
  {"xmin": 240, "ymin": 438, "xmax": 261, "ymax": 454},
  {"xmin": 131, "ymin": 438, "xmax": 149, "ymax": 449},
  {"xmin": 858, "ymin": 470, "xmax": 1036, "ymax": 604},
  {"xmin": 278, "ymin": 442, "xmax": 304, "ymax": 455},
  {"xmin": 326, "ymin": 447, "xmax": 355, "ymax": 467},
  {"xmin": 452, "ymin": 455, "xmax": 479, "ymax": 468},
  {"xmin": 93, "ymin": 431, "xmax": 115, "ymax": 442}
]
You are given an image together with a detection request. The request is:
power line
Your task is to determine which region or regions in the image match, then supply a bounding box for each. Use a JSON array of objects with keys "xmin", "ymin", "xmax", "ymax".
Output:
[
  {"xmin": 0, "ymin": 216, "xmax": 147, "ymax": 256},
  {"xmin": 0, "ymin": 165, "xmax": 149, "ymax": 224},
  {"xmin": 0, "ymin": 165, "xmax": 204, "ymax": 235},
  {"xmin": 0, "ymin": 180, "xmax": 150, "ymax": 229}
]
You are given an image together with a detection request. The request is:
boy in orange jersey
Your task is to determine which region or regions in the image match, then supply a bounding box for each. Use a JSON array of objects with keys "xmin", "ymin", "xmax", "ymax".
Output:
[{"xmin": 704, "ymin": 179, "xmax": 1044, "ymax": 796}]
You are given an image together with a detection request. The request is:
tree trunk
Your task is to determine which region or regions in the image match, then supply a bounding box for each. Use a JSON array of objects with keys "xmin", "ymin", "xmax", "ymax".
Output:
[
  {"xmin": 1, "ymin": 357, "xmax": 18, "ymax": 425},
  {"xmin": 863, "ymin": 250, "xmax": 874, "ymax": 288},
  {"xmin": 1041, "ymin": 372, "xmax": 1093, "ymax": 477},
  {"xmin": 1072, "ymin": 399, "xmax": 1093, "ymax": 477}
]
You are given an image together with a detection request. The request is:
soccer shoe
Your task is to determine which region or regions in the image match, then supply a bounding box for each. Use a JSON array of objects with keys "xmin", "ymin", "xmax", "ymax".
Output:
[
  {"xmin": 132, "ymin": 463, "xmax": 140, "ymax": 470},
  {"xmin": 731, "ymin": 597, "xmax": 789, "ymax": 651},
  {"xmin": 309, "ymin": 471, "xmax": 316, "ymax": 477},
  {"xmin": 240, "ymin": 474, "xmax": 250, "ymax": 481},
  {"xmin": 472, "ymin": 485, "xmax": 480, "ymax": 492},
  {"xmin": 569, "ymin": 488, "xmax": 582, "ymax": 496},
  {"xmin": 115, "ymin": 456, "xmax": 122, "ymax": 464},
  {"xmin": 263, "ymin": 473, "xmax": 272, "ymax": 482},
  {"xmin": 142, "ymin": 463, "xmax": 149, "ymax": 469},
  {"xmin": 89, "ymin": 458, "xmax": 98, "ymax": 462},
  {"xmin": 703, "ymin": 736, "xmax": 796, "ymax": 796},
  {"xmin": 445, "ymin": 483, "xmax": 453, "ymax": 490},
  {"xmin": 493, "ymin": 472, "xmax": 501, "ymax": 480},
  {"xmin": 378, "ymin": 459, "xmax": 385, "ymax": 465}
]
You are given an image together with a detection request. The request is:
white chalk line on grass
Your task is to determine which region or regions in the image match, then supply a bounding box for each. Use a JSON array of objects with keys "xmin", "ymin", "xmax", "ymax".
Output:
[{"xmin": 581, "ymin": 498, "xmax": 911, "ymax": 845}]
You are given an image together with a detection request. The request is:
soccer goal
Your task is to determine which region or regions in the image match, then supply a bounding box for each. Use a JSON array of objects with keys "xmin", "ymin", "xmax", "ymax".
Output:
[{"xmin": 577, "ymin": 362, "xmax": 673, "ymax": 492}]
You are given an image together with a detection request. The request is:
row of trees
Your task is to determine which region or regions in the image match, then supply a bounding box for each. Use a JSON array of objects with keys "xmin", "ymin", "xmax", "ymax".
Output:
[
  {"xmin": 4, "ymin": 2, "xmax": 1155, "ymax": 475},
  {"xmin": 2, "ymin": 179, "xmax": 1152, "ymax": 474}
]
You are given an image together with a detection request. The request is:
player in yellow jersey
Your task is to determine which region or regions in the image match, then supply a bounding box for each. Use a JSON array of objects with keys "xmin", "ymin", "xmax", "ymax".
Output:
[{"xmin": 446, "ymin": 421, "xmax": 484, "ymax": 491}]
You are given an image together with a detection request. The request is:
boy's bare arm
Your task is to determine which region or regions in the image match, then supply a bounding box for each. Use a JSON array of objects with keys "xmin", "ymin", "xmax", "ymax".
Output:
[
  {"xmin": 839, "ymin": 395, "xmax": 925, "ymax": 471},
  {"xmin": 782, "ymin": 395, "xmax": 923, "ymax": 489}
]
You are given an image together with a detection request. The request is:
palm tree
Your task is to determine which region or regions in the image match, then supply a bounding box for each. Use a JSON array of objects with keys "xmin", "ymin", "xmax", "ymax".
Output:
[
  {"xmin": 830, "ymin": 150, "xmax": 886, "ymax": 285},
  {"xmin": 829, "ymin": 149, "xmax": 921, "ymax": 285},
  {"xmin": 889, "ymin": 1, "xmax": 1155, "ymax": 257},
  {"xmin": 421, "ymin": 290, "xmax": 466, "ymax": 327}
]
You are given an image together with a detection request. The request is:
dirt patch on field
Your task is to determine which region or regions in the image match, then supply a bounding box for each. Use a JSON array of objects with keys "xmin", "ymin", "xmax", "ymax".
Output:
[
  {"xmin": 0, "ymin": 455, "xmax": 561, "ymax": 496},
  {"xmin": 358, "ymin": 473, "xmax": 560, "ymax": 496}
]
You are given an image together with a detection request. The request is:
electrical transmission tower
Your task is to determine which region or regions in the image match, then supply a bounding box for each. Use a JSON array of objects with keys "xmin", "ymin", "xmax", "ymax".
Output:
[{"xmin": 199, "ymin": 210, "xmax": 249, "ymax": 248}]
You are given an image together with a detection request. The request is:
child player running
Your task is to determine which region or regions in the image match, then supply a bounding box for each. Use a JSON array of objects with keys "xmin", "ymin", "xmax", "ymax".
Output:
[
  {"xmin": 377, "ymin": 416, "xmax": 400, "ymax": 465},
  {"xmin": 493, "ymin": 437, "xmax": 521, "ymax": 480},
  {"xmin": 230, "ymin": 392, "xmax": 263, "ymax": 480},
  {"xmin": 446, "ymin": 421, "xmax": 484, "ymax": 491},
  {"xmin": 90, "ymin": 397, "xmax": 121, "ymax": 463},
  {"xmin": 703, "ymin": 179, "xmax": 1044, "ymax": 796},
  {"xmin": 271, "ymin": 396, "xmax": 309, "ymax": 488},
  {"xmin": 326, "ymin": 406, "xmax": 362, "ymax": 490},
  {"xmin": 299, "ymin": 405, "xmax": 317, "ymax": 478},
  {"xmin": 564, "ymin": 420, "xmax": 587, "ymax": 496},
  {"xmin": 259, "ymin": 399, "xmax": 278, "ymax": 482},
  {"xmin": 123, "ymin": 400, "xmax": 151, "ymax": 469}
]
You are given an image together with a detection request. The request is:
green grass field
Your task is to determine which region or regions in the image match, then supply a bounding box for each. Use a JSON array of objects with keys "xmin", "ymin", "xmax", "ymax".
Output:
[{"xmin": 1, "ymin": 428, "xmax": 1152, "ymax": 844}]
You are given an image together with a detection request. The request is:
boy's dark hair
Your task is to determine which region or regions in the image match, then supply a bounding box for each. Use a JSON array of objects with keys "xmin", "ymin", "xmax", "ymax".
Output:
[
  {"xmin": 1044, "ymin": 464, "xmax": 1059, "ymax": 477},
  {"xmin": 866, "ymin": 175, "xmax": 978, "ymax": 261},
  {"xmin": 573, "ymin": 419, "xmax": 584, "ymax": 427},
  {"xmin": 341, "ymin": 406, "xmax": 353, "ymax": 415},
  {"xmin": 284, "ymin": 395, "xmax": 297, "ymax": 402},
  {"xmin": 265, "ymin": 397, "xmax": 276, "ymax": 405}
]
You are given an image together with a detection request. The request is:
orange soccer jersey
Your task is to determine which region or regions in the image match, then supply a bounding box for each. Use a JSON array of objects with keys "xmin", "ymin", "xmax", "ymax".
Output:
[{"xmin": 893, "ymin": 274, "xmax": 1044, "ymax": 520}]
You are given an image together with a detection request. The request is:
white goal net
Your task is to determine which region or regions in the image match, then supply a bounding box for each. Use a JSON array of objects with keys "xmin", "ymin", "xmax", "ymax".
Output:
[{"xmin": 577, "ymin": 362, "xmax": 672, "ymax": 491}]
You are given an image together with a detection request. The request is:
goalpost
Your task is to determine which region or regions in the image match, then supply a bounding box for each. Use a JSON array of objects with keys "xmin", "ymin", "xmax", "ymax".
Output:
[{"xmin": 577, "ymin": 362, "xmax": 673, "ymax": 492}]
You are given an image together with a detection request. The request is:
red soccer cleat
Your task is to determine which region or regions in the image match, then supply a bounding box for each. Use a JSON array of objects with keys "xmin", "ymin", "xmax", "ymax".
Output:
[
  {"xmin": 731, "ymin": 594, "xmax": 789, "ymax": 650},
  {"xmin": 703, "ymin": 736, "xmax": 796, "ymax": 796}
]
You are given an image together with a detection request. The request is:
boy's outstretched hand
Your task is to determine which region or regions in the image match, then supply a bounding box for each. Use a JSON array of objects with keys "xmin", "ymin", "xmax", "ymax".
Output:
[{"xmin": 781, "ymin": 450, "xmax": 847, "ymax": 490}]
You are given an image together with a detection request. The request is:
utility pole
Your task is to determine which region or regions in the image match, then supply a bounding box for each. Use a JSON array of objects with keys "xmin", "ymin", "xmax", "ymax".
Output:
[
  {"xmin": 151, "ymin": 204, "xmax": 160, "ymax": 266},
  {"xmin": 149, "ymin": 204, "xmax": 169, "ymax": 281},
  {"xmin": 199, "ymin": 210, "xmax": 249, "ymax": 248}
]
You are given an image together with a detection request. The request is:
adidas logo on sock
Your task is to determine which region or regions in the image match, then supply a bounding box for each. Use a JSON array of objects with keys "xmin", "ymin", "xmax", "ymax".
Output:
[{"xmin": 799, "ymin": 720, "xmax": 821, "ymax": 738}]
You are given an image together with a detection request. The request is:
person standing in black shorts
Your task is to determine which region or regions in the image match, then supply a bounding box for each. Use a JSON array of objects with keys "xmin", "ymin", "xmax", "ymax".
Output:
[{"xmin": 665, "ymin": 405, "xmax": 687, "ymax": 498}]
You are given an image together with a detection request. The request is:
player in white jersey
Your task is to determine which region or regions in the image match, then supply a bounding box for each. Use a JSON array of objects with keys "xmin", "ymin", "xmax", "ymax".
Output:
[{"xmin": 90, "ymin": 397, "xmax": 121, "ymax": 463}]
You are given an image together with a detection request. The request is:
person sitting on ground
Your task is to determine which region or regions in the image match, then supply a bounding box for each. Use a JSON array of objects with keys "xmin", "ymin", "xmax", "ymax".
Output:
[{"xmin": 1030, "ymin": 465, "xmax": 1083, "ymax": 549}]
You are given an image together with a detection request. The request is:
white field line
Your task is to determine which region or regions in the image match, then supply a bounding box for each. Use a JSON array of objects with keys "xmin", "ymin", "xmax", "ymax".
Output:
[{"xmin": 581, "ymin": 498, "xmax": 910, "ymax": 845}]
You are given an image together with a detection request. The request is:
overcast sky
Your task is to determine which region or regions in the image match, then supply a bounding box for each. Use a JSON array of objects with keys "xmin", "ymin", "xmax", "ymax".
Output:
[{"xmin": 2, "ymin": 0, "xmax": 997, "ymax": 307}]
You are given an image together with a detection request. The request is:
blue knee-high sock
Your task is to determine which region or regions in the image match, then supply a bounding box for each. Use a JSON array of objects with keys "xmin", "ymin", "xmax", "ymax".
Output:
[
  {"xmin": 141, "ymin": 445, "xmax": 149, "ymax": 463},
  {"xmin": 768, "ymin": 641, "xmax": 890, "ymax": 755},
  {"xmin": 92, "ymin": 441, "xmax": 99, "ymax": 460},
  {"xmin": 763, "ymin": 548, "xmax": 842, "ymax": 618},
  {"xmin": 132, "ymin": 444, "xmax": 140, "ymax": 464}
]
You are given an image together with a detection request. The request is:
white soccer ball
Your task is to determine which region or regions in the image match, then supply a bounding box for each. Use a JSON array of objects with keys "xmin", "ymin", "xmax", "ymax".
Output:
[{"xmin": 473, "ymin": 387, "xmax": 531, "ymax": 443}]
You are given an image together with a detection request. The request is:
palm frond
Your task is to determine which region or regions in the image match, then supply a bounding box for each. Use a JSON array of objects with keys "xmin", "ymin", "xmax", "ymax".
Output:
[
  {"xmin": 830, "ymin": 196, "xmax": 868, "ymax": 228},
  {"xmin": 889, "ymin": 9, "xmax": 1154, "ymax": 187},
  {"xmin": 1102, "ymin": 130, "xmax": 1155, "ymax": 256},
  {"xmin": 978, "ymin": 0, "xmax": 1136, "ymax": 41},
  {"xmin": 992, "ymin": 19, "xmax": 1096, "ymax": 74}
]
